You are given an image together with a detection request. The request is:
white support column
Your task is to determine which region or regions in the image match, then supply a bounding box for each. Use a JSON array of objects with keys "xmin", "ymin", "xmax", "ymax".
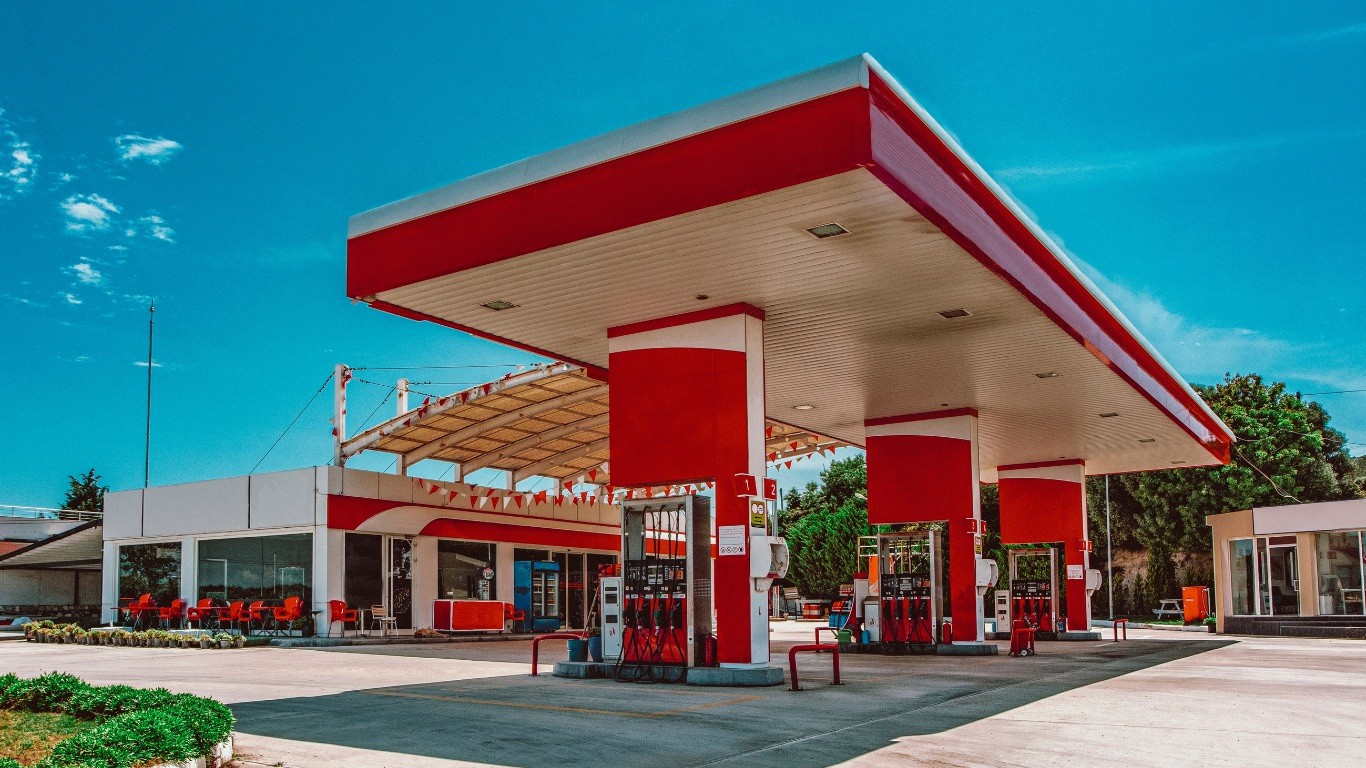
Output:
[
  {"xmin": 180, "ymin": 536, "xmax": 196, "ymax": 606},
  {"xmin": 396, "ymin": 378, "xmax": 409, "ymax": 416},
  {"xmin": 333, "ymin": 364, "xmax": 350, "ymax": 467},
  {"xmin": 495, "ymin": 543, "xmax": 515, "ymax": 603},
  {"xmin": 101, "ymin": 540, "xmax": 118, "ymax": 626},
  {"xmin": 311, "ymin": 524, "xmax": 330, "ymax": 630},
  {"xmin": 412, "ymin": 536, "xmax": 438, "ymax": 629}
]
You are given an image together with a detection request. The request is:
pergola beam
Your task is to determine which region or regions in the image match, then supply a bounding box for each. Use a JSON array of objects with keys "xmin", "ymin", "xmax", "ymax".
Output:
[
  {"xmin": 403, "ymin": 384, "xmax": 607, "ymax": 465},
  {"xmin": 512, "ymin": 438, "xmax": 611, "ymax": 485},
  {"xmin": 458, "ymin": 413, "xmax": 610, "ymax": 476}
]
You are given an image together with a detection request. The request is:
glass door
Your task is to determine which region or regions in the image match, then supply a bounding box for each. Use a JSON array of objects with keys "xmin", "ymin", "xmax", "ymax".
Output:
[
  {"xmin": 1260, "ymin": 536, "xmax": 1299, "ymax": 616},
  {"xmin": 567, "ymin": 553, "xmax": 586, "ymax": 629},
  {"xmin": 387, "ymin": 536, "xmax": 413, "ymax": 630}
]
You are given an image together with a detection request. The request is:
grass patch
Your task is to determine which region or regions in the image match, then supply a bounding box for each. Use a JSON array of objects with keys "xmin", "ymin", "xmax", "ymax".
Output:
[{"xmin": 0, "ymin": 710, "xmax": 97, "ymax": 766}]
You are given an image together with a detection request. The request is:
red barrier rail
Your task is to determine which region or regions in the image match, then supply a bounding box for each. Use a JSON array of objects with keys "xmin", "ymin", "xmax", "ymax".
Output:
[
  {"xmin": 530, "ymin": 632, "xmax": 587, "ymax": 676},
  {"xmin": 1112, "ymin": 618, "xmax": 1129, "ymax": 642},
  {"xmin": 815, "ymin": 626, "xmax": 840, "ymax": 644},
  {"xmin": 788, "ymin": 643, "xmax": 841, "ymax": 691},
  {"xmin": 940, "ymin": 619, "xmax": 953, "ymax": 644}
]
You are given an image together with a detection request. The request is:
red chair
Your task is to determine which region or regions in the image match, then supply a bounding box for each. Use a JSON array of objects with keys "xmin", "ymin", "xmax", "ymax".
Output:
[
  {"xmin": 158, "ymin": 598, "xmax": 187, "ymax": 629},
  {"xmin": 503, "ymin": 603, "xmax": 525, "ymax": 633},
  {"xmin": 272, "ymin": 596, "xmax": 305, "ymax": 635},
  {"xmin": 245, "ymin": 600, "xmax": 271, "ymax": 634},
  {"xmin": 217, "ymin": 600, "xmax": 246, "ymax": 633},
  {"xmin": 186, "ymin": 598, "xmax": 218, "ymax": 630},
  {"xmin": 125, "ymin": 594, "xmax": 155, "ymax": 629},
  {"xmin": 328, "ymin": 600, "xmax": 359, "ymax": 637}
]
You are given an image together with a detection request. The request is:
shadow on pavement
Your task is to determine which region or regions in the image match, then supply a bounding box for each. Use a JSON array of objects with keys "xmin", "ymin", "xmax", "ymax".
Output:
[{"xmin": 231, "ymin": 638, "xmax": 1232, "ymax": 768}]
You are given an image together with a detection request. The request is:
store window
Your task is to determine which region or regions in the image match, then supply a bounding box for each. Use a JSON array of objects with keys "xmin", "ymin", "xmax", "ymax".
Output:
[
  {"xmin": 438, "ymin": 540, "xmax": 496, "ymax": 600},
  {"xmin": 1316, "ymin": 531, "xmax": 1365, "ymax": 616},
  {"xmin": 197, "ymin": 533, "xmax": 312, "ymax": 605},
  {"xmin": 1229, "ymin": 538, "xmax": 1256, "ymax": 615},
  {"xmin": 118, "ymin": 542, "xmax": 181, "ymax": 605}
]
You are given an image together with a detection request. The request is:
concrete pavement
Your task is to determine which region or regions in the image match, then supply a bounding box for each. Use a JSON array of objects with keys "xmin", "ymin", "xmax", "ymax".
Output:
[{"xmin": 1, "ymin": 623, "xmax": 1361, "ymax": 767}]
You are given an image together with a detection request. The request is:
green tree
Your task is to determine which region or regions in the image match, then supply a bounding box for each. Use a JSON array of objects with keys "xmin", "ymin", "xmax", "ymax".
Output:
[
  {"xmin": 62, "ymin": 468, "xmax": 107, "ymax": 512},
  {"xmin": 1107, "ymin": 374, "xmax": 1361, "ymax": 555},
  {"xmin": 780, "ymin": 457, "xmax": 869, "ymax": 598}
]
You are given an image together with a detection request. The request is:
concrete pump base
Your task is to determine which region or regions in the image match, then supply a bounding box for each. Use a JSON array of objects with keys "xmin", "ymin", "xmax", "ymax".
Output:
[
  {"xmin": 685, "ymin": 665, "xmax": 787, "ymax": 687},
  {"xmin": 936, "ymin": 642, "xmax": 1000, "ymax": 656}
]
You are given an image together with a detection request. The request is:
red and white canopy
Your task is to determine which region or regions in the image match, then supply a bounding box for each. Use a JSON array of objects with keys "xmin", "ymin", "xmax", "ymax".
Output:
[{"xmin": 346, "ymin": 54, "xmax": 1233, "ymax": 480}]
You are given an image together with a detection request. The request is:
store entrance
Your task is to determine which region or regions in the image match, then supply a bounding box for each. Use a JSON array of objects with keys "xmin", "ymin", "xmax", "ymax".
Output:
[{"xmin": 1259, "ymin": 536, "xmax": 1299, "ymax": 616}]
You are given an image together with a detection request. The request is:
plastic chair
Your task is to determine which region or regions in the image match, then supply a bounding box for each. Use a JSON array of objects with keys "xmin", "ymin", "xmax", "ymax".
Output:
[
  {"xmin": 272, "ymin": 596, "xmax": 305, "ymax": 635},
  {"xmin": 328, "ymin": 600, "xmax": 359, "ymax": 637},
  {"xmin": 158, "ymin": 598, "xmax": 187, "ymax": 629},
  {"xmin": 370, "ymin": 605, "xmax": 398, "ymax": 637},
  {"xmin": 186, "ymin": 598, "xmax": 218, "ymax": 630},
  {"xmin": 126, "ymin": 594, "xmax": 154, "ymax": 629},
  {"xmin": 217, "ymin": 601, "xmax": 246, "ymax": 633},
  {"xmin": 246, "ymin": 600, "xmax": 271, "ymax": 635}
]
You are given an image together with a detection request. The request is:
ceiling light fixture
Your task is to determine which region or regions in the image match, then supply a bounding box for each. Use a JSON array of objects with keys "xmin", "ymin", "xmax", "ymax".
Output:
[
  {"xmin": 1171, "ymin": 460, "xmax": 1186, "ymax": 465},
  {"xmin": 938, "ymin": 308, "xmax": 971, "ymax": 319},
  {"xmin": 805, "ymin": 223, "xmax": 849, "ymax": 238},
  {"xmin": 1138, "ymin": 438, "xmax": 1157, "ymax": 443},
  {"xmin": 793, "ymin": 404, "xmax": 815, "ymax": 411},
  {"xmin": 480, "ymin": 300, "xmax": 518, "ymax": 311},
  {"xmin": 1034, "ymin": 371, "xmax": 1059, "ymax": 379}
]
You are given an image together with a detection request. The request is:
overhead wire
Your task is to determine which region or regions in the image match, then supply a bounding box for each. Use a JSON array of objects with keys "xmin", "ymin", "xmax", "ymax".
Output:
[{"xmin": 249, "ymin": 372, "xmax": 334, "ymax": 475}]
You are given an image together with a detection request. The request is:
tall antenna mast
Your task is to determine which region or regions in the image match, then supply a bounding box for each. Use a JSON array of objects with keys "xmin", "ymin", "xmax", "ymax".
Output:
[{"xmin": 144, "ymin": 299, "xmax": 155, "ymax": 488}]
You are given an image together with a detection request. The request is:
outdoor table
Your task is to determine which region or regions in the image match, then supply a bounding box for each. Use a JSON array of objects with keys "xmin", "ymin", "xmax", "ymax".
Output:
[{"xmin": 1153, "ymin": 598, "xmax": 1184, "ymax": 619}]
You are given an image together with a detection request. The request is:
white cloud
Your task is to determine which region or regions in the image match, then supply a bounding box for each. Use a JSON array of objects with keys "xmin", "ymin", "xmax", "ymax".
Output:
[
  {"xmin": 1285, "ymin": 22, "xmax": 1366, "ymax": 45},
  {"xmin": 1, "ymin": 109, "xmax": 38, "ymax": 199},
  {"xmin": 126, "ymin": 213, "xmax": 175, "ymax": 243},
  {"xmin": 115, "ymin": 134, "xmax": 182, "ymax": 165},
  {"xmin": 133, "ymin": 360, "xmax": 163, "ymax": 368},
  {"xmin": 68, "ymin": 261, "xmax": 104, "ymax": 286},
  {"xmin": 63, "ymin": 293, "xmax": 82, "ymax": 305},
  {"xmin": 993, "ymin": 131, "xmax": 1364, "ymax": 188},
  {"xmin": 1076, "ymin": 262, "xmax": 1296, "ymax": 379},
  {"xmin": 60, "ymin": 193, "xmax": 119, "ymax": 232}
]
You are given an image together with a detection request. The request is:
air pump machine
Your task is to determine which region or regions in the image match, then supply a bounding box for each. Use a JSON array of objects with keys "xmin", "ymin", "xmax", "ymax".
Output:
[{"xmin": 863, "ymin": 531, "xmax": 944, "ymax": 650}]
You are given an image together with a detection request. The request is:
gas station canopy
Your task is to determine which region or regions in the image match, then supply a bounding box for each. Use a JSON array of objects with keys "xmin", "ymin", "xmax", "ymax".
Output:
[{"xmin": 347, "ymin": 54, "xmax": 1233, "ymax": 479}]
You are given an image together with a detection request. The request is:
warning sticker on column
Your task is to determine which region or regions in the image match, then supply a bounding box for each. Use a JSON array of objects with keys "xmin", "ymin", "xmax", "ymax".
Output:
[
  {"xmin": 718, "ymin": 525, "xmax": 746, "ymax": 556},
  {"xmin": 1067, "ymin": 564, "xmax": 1084, "ymax": 580}
]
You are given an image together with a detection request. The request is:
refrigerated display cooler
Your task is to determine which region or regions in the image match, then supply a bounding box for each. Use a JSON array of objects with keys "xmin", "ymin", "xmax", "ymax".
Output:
[{"xmin": 513, "ymin": 560, "xmax": 563, "ymax": 633}]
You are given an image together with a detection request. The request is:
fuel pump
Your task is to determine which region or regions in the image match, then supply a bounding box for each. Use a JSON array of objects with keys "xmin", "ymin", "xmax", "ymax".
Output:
[
  {"xmin": 614, "ymin": 495, "xmax": 712, "ymax": 683},
  {"xmin": 1008, "ymin": 547, "xmax": 1060, "ymax": 638},
  {"xmin": 872, "ymin": 531, "xmax": 943, "ymax": 652}
]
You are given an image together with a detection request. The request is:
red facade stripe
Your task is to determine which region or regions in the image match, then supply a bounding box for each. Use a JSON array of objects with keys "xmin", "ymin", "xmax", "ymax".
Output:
[
  {"xmin": 997, "ymin": 458, "xmax": 1085, "ymax": 473},
  {"xmin": 606, "ymin": 302, "xmax": 765, "ymax": 339},
  {"xmin": 347, "ymin": 88, "xmax": 871, "ymax": 298},
  {"xmin": 864, "ymin": 407, "xmax": 978, "ymax": 427}
]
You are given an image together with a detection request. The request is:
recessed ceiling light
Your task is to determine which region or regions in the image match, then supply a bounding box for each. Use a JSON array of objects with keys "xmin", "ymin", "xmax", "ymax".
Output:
[
  {"xmin": 1099, "ymin": 412, "xmax": 1120, "ymax": 418},
  {"xmin": 480, "ymin": 299, "xmax": 518, "ymax": 311},
  {"xmin": 1034, "ymin": 371, "xmax": 1059, "ymax": 379},
  {"xmin": 695, "ymin": 294, "xmax": 709, "ymax": 301},
  {"xmin": 805, "ymin": 223, "xmax": 849, "ymax": 238},
  {"xmin": 1138, "ymin": 438, "xmax": 1157, "ymax": 443},
  {"xmin": 938, "ymin": 309, "xmax": 971, "ymax": 319},
  {"xmin": 793, "ymin": 404, "xmax": 815, "ymax": 411},
  {"xmin": 1171, "ymin": 460, "xmax": 1186, "ymax": 465}
]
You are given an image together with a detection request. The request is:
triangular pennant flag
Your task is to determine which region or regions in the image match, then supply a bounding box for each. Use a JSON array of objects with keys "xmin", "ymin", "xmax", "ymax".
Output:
[
  {"xmin": 765, "ymin": 426, "xmax": 773, "ymax": 438},
  {"xmin": 534, "ymin": 490, "xmax": 547, "ymax": 504},
  {"xmin": 514, "ymin": 495, "xmax": 523, "ymax": 508},
  {"xmin": 502, "ymin": 496, "xmax": 512, "ymax": 509},
  {"xmin": 555, "ymin": 496, "xmax": 563, "ymax": 507},
  {"xmin": 588, "ymin": 468, "xmax": 598, "ymax": 482},
  {"xmin": 784, "ymin": 460, "xmax": 792, "ymax": 469},
  {"xmin": 588, "ymin": 495, "xmax": 597, "ymax": 506}
]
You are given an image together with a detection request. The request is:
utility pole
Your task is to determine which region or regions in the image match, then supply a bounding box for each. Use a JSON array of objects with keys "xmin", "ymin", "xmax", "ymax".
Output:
[
  {"xmin": 144, "ymin": 300, "xmax": 155, "ymax": 488},
  {"xmin": 1105, "ymin": 474, "xmax": 1114, "ymax": 619}
]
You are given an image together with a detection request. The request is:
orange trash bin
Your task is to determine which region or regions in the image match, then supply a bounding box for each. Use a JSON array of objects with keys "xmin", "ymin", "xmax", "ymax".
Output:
[{"xmin": 1182, "ymin": 586, "xmax": 1210, "ymax": 623}]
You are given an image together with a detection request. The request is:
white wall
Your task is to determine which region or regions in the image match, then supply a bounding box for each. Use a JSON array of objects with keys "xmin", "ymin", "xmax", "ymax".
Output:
[{"xmin": 0, "ymin": 569, "xmax": 90, "ymax": 605}]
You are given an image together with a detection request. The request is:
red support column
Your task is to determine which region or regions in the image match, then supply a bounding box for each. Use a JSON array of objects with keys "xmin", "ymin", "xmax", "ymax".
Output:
[
  {"xmin": 865, "ymin": 409, "xmax": 985, "ymax": 642},
  {"xmin": 998, "ymin": 460, "xmax": 1091, "ymax": 632},
  {"xmin": 608, "ymin": 304, "xmax": 770, "ymax": 666}
]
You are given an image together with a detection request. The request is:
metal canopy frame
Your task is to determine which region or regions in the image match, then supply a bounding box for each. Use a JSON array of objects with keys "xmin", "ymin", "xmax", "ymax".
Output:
[{"xmin": 337, "ymin": 363, "xmax": 850, "ymax": 487}]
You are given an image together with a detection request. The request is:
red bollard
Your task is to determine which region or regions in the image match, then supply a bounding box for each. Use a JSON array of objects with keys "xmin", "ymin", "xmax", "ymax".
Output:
[
  {"xmin": 530, "ymin": 632, "xmax": 588, "ymax": 676},
  {"xmin": 1113, "ymin": 618, "xmax": 1129, "ymax": 642},
  {"xmin": 788, "ymin": 643, "xmax": 841, "ymax": 691},
  {"xmin": 815, "ymin": 625, "xmax": 840, "ymax": 644}
]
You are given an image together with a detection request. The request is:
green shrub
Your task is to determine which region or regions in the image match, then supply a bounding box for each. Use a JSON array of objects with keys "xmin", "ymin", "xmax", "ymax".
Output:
[
  {"xmin": 0, "ymin": 758, "xmax": 22, "ymax": 768},
  {"xmin": 0, "ymin": 674, "xmax": 232, "ymax": 768}
]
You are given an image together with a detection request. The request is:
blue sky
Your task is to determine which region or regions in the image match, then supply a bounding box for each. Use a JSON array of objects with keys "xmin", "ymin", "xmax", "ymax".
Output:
[{"xmin": 1, "ymin": 3, "xmax": 1362, "ymax": 506}]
